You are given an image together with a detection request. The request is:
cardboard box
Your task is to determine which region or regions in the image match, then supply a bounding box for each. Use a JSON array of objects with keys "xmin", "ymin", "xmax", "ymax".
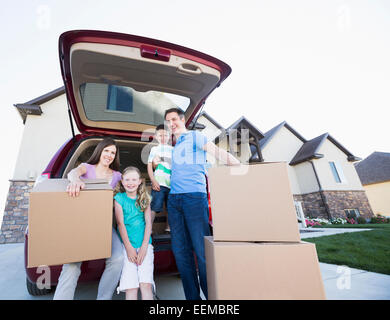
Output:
[
  {"xmin": 28, "ymin": 179, "xmax": 113, "ymax": 268},
  {"xmin": 205, "ymin": 236, "xmax": 326, "ymax": 300},
  {"xmin": 208, "ymin": 162, "xmax": 301, "ymax": 242}
]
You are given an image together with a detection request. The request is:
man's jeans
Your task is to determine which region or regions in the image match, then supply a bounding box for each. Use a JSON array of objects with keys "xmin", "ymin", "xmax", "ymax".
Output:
[
  {"xmin": 53, "ymin": 228, "xmax": 124, "ymax": 300},
  {"xmin": 167, "ymin": 192, "xmax": 210, "ymax": 300}
]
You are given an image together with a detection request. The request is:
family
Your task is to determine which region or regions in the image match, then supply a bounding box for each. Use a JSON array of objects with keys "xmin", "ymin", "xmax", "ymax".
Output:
[{"xmin": 53, "ymin": 108, "xmax": 240, "ymax": 300}]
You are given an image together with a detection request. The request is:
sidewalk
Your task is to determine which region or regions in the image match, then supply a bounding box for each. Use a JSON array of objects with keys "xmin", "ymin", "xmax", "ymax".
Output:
[
  {"xmin": 299, "ymin": 227, "xmax": 372, "ymax": 239},
  {"xmin": 301, "ymin": 226, "xmax": 390, "ymax": 300},
  {"xmin": 0, "ymin": 226, "xmax": 389, "ymax": 300},
  {"xmin": 319, "ymin": 262, "xmax": 390, "ymax": 300}
]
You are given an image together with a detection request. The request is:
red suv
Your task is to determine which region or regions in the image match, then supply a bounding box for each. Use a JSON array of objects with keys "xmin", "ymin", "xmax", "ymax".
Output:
[{"xmin": 24, "ymin": 30, "xmax": 231, "ymax": 296}]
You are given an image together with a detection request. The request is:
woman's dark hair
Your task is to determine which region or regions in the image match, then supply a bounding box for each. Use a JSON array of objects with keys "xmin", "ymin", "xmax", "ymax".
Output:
[{"xmin": 86, "ymin": 137, "xmax": 120, "ymax": 171}]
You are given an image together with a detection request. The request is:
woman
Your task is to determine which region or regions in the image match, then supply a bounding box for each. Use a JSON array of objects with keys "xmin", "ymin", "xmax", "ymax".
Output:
[{"xmin": 53, "ymin": 137, "xmax": 124, "ymax": 300}]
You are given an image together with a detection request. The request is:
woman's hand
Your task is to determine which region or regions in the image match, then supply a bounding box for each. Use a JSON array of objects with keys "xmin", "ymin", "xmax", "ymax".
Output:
[
  {"xmin": 136, "ymin": 243, "xmax": 148, "ymax": 266},
  {"xmin": 126, "ymin": 246, "xmax": 138, "ymax": 264},
  {"xmin": 66, "ymin": 180, "xmax": 85, "ymax": 197}
]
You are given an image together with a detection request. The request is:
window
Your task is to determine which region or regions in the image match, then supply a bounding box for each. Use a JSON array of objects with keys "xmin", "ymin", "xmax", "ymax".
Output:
[
  {"xmin": 344, "ymin": 209, "xmax": 360, "ymax": 219},
  {"xmin": 329, "ymin": 161, "xmax": 347, "ymax": 183},
  {"xmin": 79, "ymin": 83, "xmax": 190, "ymax": 126},
  {"xmin": 107, "ymin": 85, "xmax": 133, "ymax": 112}
]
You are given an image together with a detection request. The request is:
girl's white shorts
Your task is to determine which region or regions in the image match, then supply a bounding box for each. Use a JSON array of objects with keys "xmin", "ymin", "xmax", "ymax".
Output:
[{"xmin": 117, "ymin": 244, "xmax": 155, "ymax": 293}]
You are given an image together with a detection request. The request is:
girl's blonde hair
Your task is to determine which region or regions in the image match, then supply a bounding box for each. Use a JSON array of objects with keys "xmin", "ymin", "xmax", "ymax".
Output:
[{"xmin": 114, "ymin": 166, "xmax": 151, "ymax": 212}]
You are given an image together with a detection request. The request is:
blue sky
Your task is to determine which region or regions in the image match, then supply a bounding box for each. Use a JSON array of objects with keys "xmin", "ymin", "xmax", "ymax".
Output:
[{"xmin": 1, "ymin": 0, "xmax": 390, "ymax": 223}]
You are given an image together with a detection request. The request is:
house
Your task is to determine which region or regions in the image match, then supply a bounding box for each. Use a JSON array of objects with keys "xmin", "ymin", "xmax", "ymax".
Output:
[
  {"xmin": 355, "ymin": 152, "xmax": 390, "ymax": 217},
  {"xmin": 213, "ymin": 115, "xmax": 264, "ymax": 164},
  {"xmin": 0, "ymin": 87, "xmax": 374, "ymax": 243},
  {"xmin": 0, "ymin": 87, "xmax": 77, "ymax": 244},
  {"xmin": 197, "ymin": 117, "xmax": 374, "ymax": 221},
  {"xmin": 288, "ymin": 132, "xmax": 372, "ymax": 220}
]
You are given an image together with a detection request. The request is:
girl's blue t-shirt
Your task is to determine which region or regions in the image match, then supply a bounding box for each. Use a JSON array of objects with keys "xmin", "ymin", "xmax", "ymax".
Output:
[{"xmin": 114, "ymin": 192, "xmax": 152, "ymax": 249}]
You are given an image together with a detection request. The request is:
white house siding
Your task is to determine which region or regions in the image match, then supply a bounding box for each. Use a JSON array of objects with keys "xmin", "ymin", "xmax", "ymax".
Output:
[
  {"xmin": 13, "ymin": 94, "xmax": 79, "ymax": 181},
  {"xmin": 1, "ymin": 93, "xmax": 80, "ymax": 243},
  {"xmin": 261, "ymin": 126, "xmax": 304, "ymax": 195},
  {"xmin": 294, "ymin": 161, "xmax": 320, "ymax": 194},
  {"xmin": 314, "ymin": 139, "xmax": 364, "ymax": 191},
  {"xmin": 196, "ymin": 115, "xmax": 223, "ymax": 141}
]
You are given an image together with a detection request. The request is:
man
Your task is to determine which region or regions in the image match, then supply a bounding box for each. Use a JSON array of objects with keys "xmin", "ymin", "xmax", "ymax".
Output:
[{"xmin": 164, "ymin": 107, "xmax": 240, "ymax": 300}]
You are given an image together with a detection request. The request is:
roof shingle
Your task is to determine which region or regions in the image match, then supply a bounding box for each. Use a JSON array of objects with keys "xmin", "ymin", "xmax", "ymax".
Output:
[{"xmin": 355, "ymin": 151, "xmax": 390, "ymax": 185}]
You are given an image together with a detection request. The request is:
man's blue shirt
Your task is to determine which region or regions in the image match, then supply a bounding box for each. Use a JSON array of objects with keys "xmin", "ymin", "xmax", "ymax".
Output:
[{"xmin": 170, "ymin": 130, "xmax": 209, "ymax": 194}]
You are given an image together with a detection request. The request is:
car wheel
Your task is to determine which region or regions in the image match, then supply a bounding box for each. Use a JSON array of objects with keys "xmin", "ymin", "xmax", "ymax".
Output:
[{"xmin": 26, "ymin": 277, "xmax": 53, "ymax": 296}]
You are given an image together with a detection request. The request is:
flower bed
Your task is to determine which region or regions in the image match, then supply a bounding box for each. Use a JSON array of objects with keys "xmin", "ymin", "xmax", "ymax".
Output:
[
  {"xmin": 305, "ymin": 214, "xmax": 390, "ymax": 228},
  {"xmin": 305, "ymin": 218, "xmax": 330, "ymax": 227},
  {"xmin": 370, "ymin": 214, "xmax": 390, "ymax": 224}
]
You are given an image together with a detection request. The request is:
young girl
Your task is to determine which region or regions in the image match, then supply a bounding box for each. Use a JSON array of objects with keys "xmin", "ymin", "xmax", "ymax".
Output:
[{"xmin": 114, "ymin": 166, "xmax": 154, "ymax": 300}]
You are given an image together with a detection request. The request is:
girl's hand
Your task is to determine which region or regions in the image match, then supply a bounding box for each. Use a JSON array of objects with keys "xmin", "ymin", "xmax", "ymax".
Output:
[
  {"xmin": 137, "ymin": 244, "xmax": 148, "ymax": 266},
  {"xmin": 126, "ymin": 247, "xmax": 138, "ymax": 264},
  {"xmin": 66, "ymin": 180, "xmax": 85, "ymax": 197}
]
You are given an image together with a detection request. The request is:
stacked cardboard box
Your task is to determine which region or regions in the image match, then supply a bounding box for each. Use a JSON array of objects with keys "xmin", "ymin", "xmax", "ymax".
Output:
[{"xmin": 205, "ymin": 162, "xmax": 326, "ymax": 300}]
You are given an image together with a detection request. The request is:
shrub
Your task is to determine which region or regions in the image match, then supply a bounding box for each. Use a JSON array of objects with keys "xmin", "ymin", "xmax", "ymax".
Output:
[
  {"xmin": 371, "ymin": 214, "xmax": 389, "ymax": 224},
  {"xmin": 305, "ymin": 219, "xmax": 322, "ymax": 227},
  {"xmin": 305, "ymin": 218, "xmax": 331, "ymax": 227},
  {"xmin": 346, "ymin": 218, "xmax": 358, "ymax": 224},
  {"xmin": 357, "ymin": 216, "xmax": 367, "ymax": 224},
  {"xmin": 331, "ymin": 217, "xmax": 347, "ymax": 225}
]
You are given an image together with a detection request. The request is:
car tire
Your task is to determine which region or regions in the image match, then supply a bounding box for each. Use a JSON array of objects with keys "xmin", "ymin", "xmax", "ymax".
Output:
[{"xmin": 26, "ymin": 277, "xmax": 53, "ymax": 296}]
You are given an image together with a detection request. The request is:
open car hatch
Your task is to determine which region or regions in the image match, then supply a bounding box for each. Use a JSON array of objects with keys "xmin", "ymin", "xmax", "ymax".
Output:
[{"xmin": 59, "ymin": 30, "xmax": 232, "ymax": 137}]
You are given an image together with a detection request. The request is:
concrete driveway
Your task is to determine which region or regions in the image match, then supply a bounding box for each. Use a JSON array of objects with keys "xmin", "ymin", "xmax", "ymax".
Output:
[
  {"xmin": 1, "ymin": 235, "xmax": 390, "ymax": 300},
  {"xmin": 0, "ymin": 242, "xmax": 191, "ymax": 300}
]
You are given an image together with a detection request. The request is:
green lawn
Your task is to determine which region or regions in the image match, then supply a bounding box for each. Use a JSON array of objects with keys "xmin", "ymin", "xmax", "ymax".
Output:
[{"xmin": 304, "ymin": 224, "xmax": 390, "ymax": 275}]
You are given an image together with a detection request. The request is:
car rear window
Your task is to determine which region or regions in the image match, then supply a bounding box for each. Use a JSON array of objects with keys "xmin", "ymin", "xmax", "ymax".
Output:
[{"xmin": 79, "ymin": 83, "xmax": 190, "ymax": 125}]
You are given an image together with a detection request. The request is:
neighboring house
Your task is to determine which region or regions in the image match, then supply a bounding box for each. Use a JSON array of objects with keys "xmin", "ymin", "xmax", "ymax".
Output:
[{"xmin": 355, "ymin": 152, "xmax": 390, "ymax": 217}]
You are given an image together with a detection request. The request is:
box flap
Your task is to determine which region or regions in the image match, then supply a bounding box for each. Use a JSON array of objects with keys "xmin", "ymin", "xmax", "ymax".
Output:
[
  {"xmin": 32, "ymin": 178, "xmax": 112, "ymax": 192},
  {"xmin": 208, "ymin": 238, "xmax": 307, "ymax": 248}
]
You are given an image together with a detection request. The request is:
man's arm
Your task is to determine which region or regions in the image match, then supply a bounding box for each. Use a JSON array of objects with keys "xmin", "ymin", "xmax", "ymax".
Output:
[{"xmin": 202, "ymin": 141, "xmax": 241, "ymax": 166}]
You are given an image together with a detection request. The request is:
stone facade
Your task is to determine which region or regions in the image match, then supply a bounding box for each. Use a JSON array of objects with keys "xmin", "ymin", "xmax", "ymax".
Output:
[
  {"xmin": 294, "ymin": 193, "xmax": 329, "ymax": 219},
  {"xmin": 0, "ymin": 180, "xmax": 34, "ymax": 244},
  {"xmin": 294, "ymin": 190, "xmax": 374, "ymax": 221},
  {"xmin": 323, "ymin": 190, "xmax": 374, "ymax": 220}
]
